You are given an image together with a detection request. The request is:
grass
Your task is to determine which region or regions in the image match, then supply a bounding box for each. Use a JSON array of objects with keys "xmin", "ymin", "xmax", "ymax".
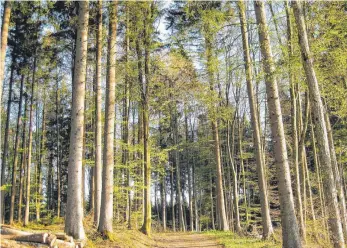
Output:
[{"xmin": 205, "ymin": 230, "xmax": 280, "ymax": 248}]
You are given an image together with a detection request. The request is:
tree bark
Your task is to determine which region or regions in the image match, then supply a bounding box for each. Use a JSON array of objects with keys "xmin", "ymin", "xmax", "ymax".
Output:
[
  {"xmin": 254, "ymin": 2, "xmax": 301, "ymax": 247},
  {"xmin": 9, "ymin": 74, "xmax": 25, "ymax": 224},
  {"xmin": 238, "ymin": 1, "xmax": 273, "ymax": 238},
  {"xmin": 204, "ymin": 30, "xmax": 229, "ymax": 231},
  {"xmin": 24, "ymin": 56, "xmax": 37, "ymax": 226},
  {"xmin": 172, "ymin": 110, "xmax": 185, "ymax": 232},
  {"xmin": 140, "ymin": 3, "xmax": 152, "ymax": 236},
  {"xmin": 36, "ymin": 95, "xmax": 46, "ymax": 222},
  {"xmin": 65, "ymin": 1, "xmax": 89, "ymax": 240},
  {"xmin": 18, "ymin": 95, "xmax": 28, "ymax": 222},
  {"xmin": 285, "ymin": 2, "xmax": 306, "ymax": 241},
  {"xmin": 1, "ymin": 55, "xmax": 15, "ymax": 223},
  {"xmin": 292, "ymin": 2, "xmax": 345, "ymax": 247},
  {"xmin": 226, "ymin": 121, "xmax": 240, "ymax": 233},
  {"xmin": 171, "ymin": 163, "xmax": 176, "ymax": 232},
  {"xmin": 0, "ymin": 1, "xmax": 11, "ymax": 110},
  {"xmin": 93, "ymin": 0, "xmax": 103, "ymax": 227},
  {"xmin": 325, "ymin": 111, "xmax": 347, "ymax": 239},
  {"xmin": 56, "ymin": 75, "xmax": 61, "ymax": 218},
  {"xmin": 98, "ymin": 0, "xmax": 117, "ymax": 235}
]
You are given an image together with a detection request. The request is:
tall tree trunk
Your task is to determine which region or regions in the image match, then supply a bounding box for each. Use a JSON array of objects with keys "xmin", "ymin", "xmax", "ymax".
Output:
[
  {"xmin": 18, "ymin": 96, "xmax": 28, "ymax": 222},
  {"xmin": 36, "ymin": 96, "xmax": 46, "ymax": 222},
  {"xmin": 254, "ymin": 2, "xmax": 301, "ymax": 247},
  {"xmin": 171, "ymin": 163, "xmax": 176, "ymax": 232},
  {"xmin": 285, "ymin": 2, "xmax": 306, "ymax": 241},
  {"xmin": 226, "ymin": 121, "xmax": 240, "ymax": 233},
  {"xmin": 9, "ymin": 74, "xmax": 25, "ymax": 224},
  {"xmin": 205, "ymin": 33, "xmax": 229, "ymax": 231},
  {"xmin": 93, "ymin": 0, "xmax": 103, "ymax": 227},
  {"xmin": 140, "ymin": 3, "xmax": 152, "ymax": 236},
  {"xmin": 124, "ymin": 3, "xmax": 131, "ymax": 230},
  {"xmin": 311, "ymin": 116, "xmax": 328, "ymax": 234},
  {"xmin": 56, "ymin": 75, "xmax": 61, "ymax": 218},
  {"xmin": 292, "ymin": 2, "xmax": 345, "ymax": 247},
  {"xmin": 1, "ymin": 55, "xmax": 15, "ymax": 223},
  {"xmin": 210, "ymin": 172, "xmax": 215, "ymax": 230},
  {"xmin": 324, "ymin": 111, "xmax": 347, "ymax": 239},
  {"xmin": 185, "ymin": 115, "xmax": 194, "ymax": 231},
  {"xmin": 24, "ymin": 57, "xmax": 37, "ymax": 226},
  {"xmin": 173, "ymin": 111, "xmax": 185, "ymax": 232},
  {"xmin": 0, "ymin": 1, "xmax": 11, "ymax": 110},
  {"xmin": 238, "ymin": 1, "xmax": 273, "ymax": 238},
  {"xmin": 98, "ymin": 0, "xmax": 117, "ymax": 235},
  {"xmin": 160, "ymin": 173, "xmax": 167, "ymax": 232},
  {"xmin": 65, "ymin": 1, "xmax": 89, "ymax": 239}
]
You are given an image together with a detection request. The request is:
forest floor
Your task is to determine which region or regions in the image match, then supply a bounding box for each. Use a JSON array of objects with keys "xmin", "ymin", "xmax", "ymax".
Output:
[
  {"xmin": 0, "ymin": 217, "xmax": 329, "ymax": 248},
  {"xmin": 153, "ymin": 232, "xmax": 223, "ymax": 248}
]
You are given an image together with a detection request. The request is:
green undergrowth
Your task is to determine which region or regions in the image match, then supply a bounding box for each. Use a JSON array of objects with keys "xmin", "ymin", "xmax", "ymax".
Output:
[
  {"xmin": 206, "ymin": 222, "xmax": 332, "ymax": 248},
  {"xmin": 205, "ymin": 230, "xmax": 280, "ymax": 248}
]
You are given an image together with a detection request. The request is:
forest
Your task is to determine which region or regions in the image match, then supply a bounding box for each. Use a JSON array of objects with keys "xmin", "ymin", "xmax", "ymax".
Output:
[{"xmin": 0, "ymin": 1, "xmax": 346, "ymax": 248}]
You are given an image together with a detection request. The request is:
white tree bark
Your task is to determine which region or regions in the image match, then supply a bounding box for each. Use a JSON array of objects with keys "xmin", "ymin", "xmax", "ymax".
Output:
[
  {"xmin": 65, "ymin": 1, "xmax": 89, "ymax": 240},
  {"xmin": 292, "ymin": 2, "xmax": 345, "ymax": 247},
  {"xmin": 94, "ymin": 0, "xmax": 103, "ymax": 227},
  {"xmin": 254, "ymin": 1, "xmax": 301, "ymax": 247},
  {"xmin": 238, "ymin": 1, "xmax": 273, "ymax": 238},
  {"xmin": 98, "ymin": 0, "xmax": 117, "ymax": 234}
]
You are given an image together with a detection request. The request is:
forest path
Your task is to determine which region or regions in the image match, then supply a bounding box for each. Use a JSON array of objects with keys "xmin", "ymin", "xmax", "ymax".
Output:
[{"xmin": 153, "ymin": 232, "xmax": 224, "ymax": 248}]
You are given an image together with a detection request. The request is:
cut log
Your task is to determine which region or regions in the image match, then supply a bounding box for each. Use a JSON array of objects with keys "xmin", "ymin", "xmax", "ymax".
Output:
[
  {"xmin": 0, "ymin": 226, "xmax": 32, "ymax": 236},
  {"xmin": 54, "ymin": 238, "xmax": 76, "ymax": 248},
  {"xmin": 12, "ymin": 233, "xmax": 48, "ymax": 243},
  {"xmin": 56, "ymin": 232, "xmax": 74, "ymax": 243},
  {"xmin": 46, "ymin": 234, "xmax": 57, "ymax": 247}
]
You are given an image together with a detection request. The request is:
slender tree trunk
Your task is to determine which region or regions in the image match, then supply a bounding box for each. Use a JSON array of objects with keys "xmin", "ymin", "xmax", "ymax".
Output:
[
  {"xmin": 311, "ymin": 116, "xmax": 328, "ymax": 234},
  {"xmin": 254, "ymin": 2, "xmax": 301, "ymax": 247},
  {"xmin": 293, "ymin": 2, "xmax": 345, "ymax": 247},
  {"xmin": 18, "ymin": 96, "xmax": 28, "ymax": 222},
  {"xmin": 36, "ymin": 96, "xmax": 46, "ymax": 222},
  {"xmin": 185, "ymin": 116, "xmax": 194, "ymax": 231},
  {"xmin": 93, "ymin": 0, "xmax": 103, "ymax": 227},
  {"xmin": 1, "ymin": 55, "xmax": 15, "ymax": 223},
  {"xmin": 285, "ymin": 2, "xmax": 306, "ymax": 241},
  {"xmin": 98, "ymin": 0, "xmax": 117, "ymax": 235},
  {"xmin": 160, "ymin": 173, "xmax": 167, "ymax": 232},
  {"xmin": 226, "ymin": 121, "xmax": 241, "ymax": 233},
  {"xmin": 124, "ymin": 4, "xmax": 131, "ymax": 230},
  {"xmin": 56, "ymin": 75, "xmax": 61, "ymax": 218},
  {"xmin": 24, "ymin": 57, "xmax": 37, "ymax": 226},
  {"xmin": 238, "ymin": 1, "xmax": 273, "ymax": 238},
  {"xmin": 9, "ymin": 75, "xmax": 24, "ymax": 224},
  {"xmin": 0, "ymin": 1, "xmax": 11, "ymax": 109},
  {"xmin": 193, "ymin": 159, "xmax": 199, "ymax": 231},
  {"xmin": 171, "ymin": 163, "xmax": 176, "ymax": 232},
  {"xmin": 325, "ymin": 111, "xmax": 347, "ymax": 239},
  {"xmin": 139, "ymin": 3, "xmax": 152, "ymax": 236},
  {"xmin": 65, "ymin": 1, "xmax": 89, "ymax": 239},
  {"xmin": 173, "ymin": 111, "xmax": 185, "ymax": 232},
  {"xmin": 204, "ymin": 32, "xmax": 229, "ymax": 231}
]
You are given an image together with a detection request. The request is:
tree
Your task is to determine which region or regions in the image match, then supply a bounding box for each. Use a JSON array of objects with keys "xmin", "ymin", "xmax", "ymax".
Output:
[
  {"xmin": 64, "ymin": 1, "xmax": 89, "ymax": 239},
  {"xmin": 9, "ymin": 74, "xmax": 25, "ymax": 224},
  {"xmin": 292, "ymin": 1, "xmax": 345, "ymax": 247},
  {"xmin": 0, "ymin": 1, "xmax": 11, "ymax": 110},
  {"xmin": 237, "ymin": 1, "xmax": 273, "ymax": 239},
  {"xmin": 98, "ymin": 0, "xmax": 117, "ymax": 235},
  {"xmin": 24, "ymin": 56, "xmax": 37, "ymax": 226},
  {"xmin": 93, "ymin": 0, "xmax": 102, "ymax": 227},
  {"xmin": 254, "ymin": 1, "xmax": 301, "ymax": 247}
]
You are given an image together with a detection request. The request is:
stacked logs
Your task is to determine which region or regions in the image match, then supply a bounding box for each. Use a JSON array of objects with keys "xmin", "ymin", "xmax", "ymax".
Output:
[{"xmin": 0, "ymin": 226, "xmax": 83, "ymax": 248}]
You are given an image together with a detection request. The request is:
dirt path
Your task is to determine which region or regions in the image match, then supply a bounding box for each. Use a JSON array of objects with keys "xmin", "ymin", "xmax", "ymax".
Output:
[{"xmin": 153, "ymin": 233, "xmax": 223, "ymax": 248}]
